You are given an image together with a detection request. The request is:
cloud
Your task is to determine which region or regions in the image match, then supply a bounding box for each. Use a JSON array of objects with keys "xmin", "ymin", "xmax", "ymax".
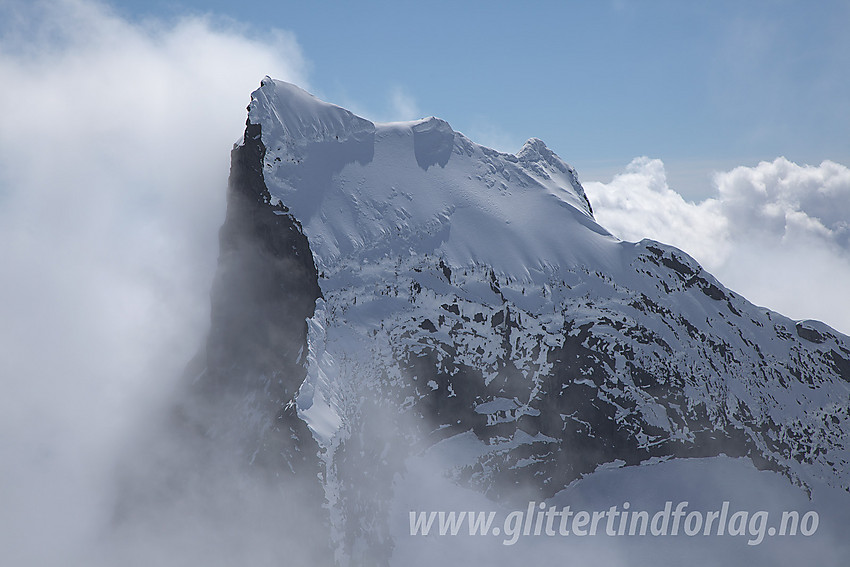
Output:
[
  {"xmin": 339, "ymin": 85, "xmax": 422, "ymax": 124},
  {"xmin": 582, "ymin": 157, "xmax": 730, "ymax": 266},
  {"xmin": 715, "ymin": 158, "xmax": 850, "ymax": 249},
  {"xmin": 584, "ymin": 156, "xmax": 850, "ymax": 335},
  {"xmin": 389, "ymin": 86, "xmax": 421, "ymax": 121},
  {"xmin": 0, "ymin": 0, "xmax": 307, "ymax": 563}
]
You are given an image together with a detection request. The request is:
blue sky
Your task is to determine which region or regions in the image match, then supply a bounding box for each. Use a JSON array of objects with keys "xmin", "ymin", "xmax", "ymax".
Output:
[{"xmin": 108, "ymin": 0, "xmax": 850, "ymax": 197}]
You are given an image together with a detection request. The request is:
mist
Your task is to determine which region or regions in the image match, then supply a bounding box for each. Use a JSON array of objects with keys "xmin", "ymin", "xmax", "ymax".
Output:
[
  {"xmin": 0, "ymin": 0, "xmax": 309, "ymax": 564},
  {"xmin": 392, "ymin": 444, "xmax": 850, "ymax": 566}
]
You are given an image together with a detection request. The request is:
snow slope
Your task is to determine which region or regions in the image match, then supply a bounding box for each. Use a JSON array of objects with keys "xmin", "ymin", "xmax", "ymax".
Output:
[{"xmin": 249, "ymin": 78, "xmax": 605, "ymax": 280}]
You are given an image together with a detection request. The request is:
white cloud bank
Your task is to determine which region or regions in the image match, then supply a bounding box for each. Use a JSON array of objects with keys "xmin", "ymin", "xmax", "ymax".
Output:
[
  {"xmin": 584, "ymin": 156, "xmax": 850, "ymax": 335},
  {"xmin": 0, "ymin": 0, "xmax": 306, "ymax": 563}
]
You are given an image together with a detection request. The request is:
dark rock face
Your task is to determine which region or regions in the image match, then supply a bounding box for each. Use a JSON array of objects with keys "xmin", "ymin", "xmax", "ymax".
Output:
[
  {"xmin": 113, "ymin": 119, "xmax": 333, "ymax": 564},
  {"xmin": 199, "ymin": 119, "xmax": 322, "ymax": 474},
  {"xmin": 189, "ymin": 117, "xmax": 329, "ymax": 549}
]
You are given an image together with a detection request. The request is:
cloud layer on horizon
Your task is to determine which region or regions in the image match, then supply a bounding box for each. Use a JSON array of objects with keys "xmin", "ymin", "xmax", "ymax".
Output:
[{"xmin": 584, "ymin": 156, "xmax": 850, "ymax": 335}]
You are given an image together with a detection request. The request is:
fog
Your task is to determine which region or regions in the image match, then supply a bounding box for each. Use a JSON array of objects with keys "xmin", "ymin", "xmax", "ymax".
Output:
[
  {"xmin": 0, "ymin": 0, "xmax": 309, "ymax": 564},
  {"xmin": 393, "ymin": 447, "xmax": 850, "ymax": 566}
]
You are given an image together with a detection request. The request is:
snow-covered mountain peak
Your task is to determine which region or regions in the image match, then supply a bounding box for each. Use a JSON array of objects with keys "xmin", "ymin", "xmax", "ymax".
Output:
[
  {"xmin": 517, "ymin": 137, "xmax": 593, "ymax": 216},
  {"xmin": 410, "ymin": 115, "xmax": 452, "ymax": 132},
  {"xmin": 517, "ymin": 137, "xmax": 558, "ymax": 163},
  {"xmin": 247, "ymin": 79, "xmax": 610, "ymax": 279},
  {"xmin": 249, "ymin": 77, "xmax": 375, "ymax": 152},
  {"xmin": 169, "ymin": 77, "xmax": 850, "ymax": 566}
]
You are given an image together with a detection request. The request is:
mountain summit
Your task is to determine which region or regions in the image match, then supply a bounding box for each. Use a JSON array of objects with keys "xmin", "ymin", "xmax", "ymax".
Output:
[
  {"xmin": 248, "ymin": 77, "xmax": 598, "ymax": 277},
  {"xmin": 178, "ymin": 78, "xmax": 850, "ymax": 565}
]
